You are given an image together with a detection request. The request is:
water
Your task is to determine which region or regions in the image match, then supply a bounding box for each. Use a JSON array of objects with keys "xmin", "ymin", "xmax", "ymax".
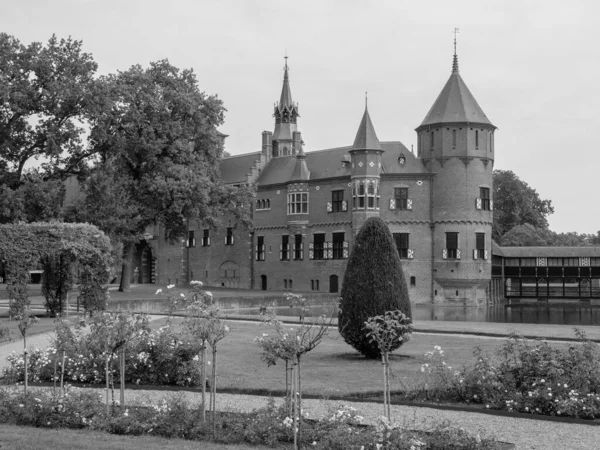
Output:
[{"xmin": 225, "ymin": 303, "xmax": 600, "ymax": 326}]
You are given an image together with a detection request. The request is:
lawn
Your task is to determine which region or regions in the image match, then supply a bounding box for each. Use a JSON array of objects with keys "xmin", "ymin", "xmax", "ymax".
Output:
[
  {"xmin": 0, "ymin": 424, "xmax": 280, "ymax": 450},
  {"xmin": 149, "ymin": 317, "xmax": 505, "ymax": 397},
  {"xmin": 0, "ymin": 316, "xmax": 69, "ymax": 344}
]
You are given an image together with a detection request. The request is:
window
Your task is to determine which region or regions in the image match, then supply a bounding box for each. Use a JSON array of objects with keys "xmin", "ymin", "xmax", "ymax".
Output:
[
  {"xmin": 475, "ymin": 233, "xmax": 485, "ymax": 259},
  {"xmin": 480, "ymin": 187, "xmax": 490, "ymax": 210},
  {"xmin": 394, "ymin": 188, "xmax": 409, "ymax": 210},
  {"xmin": 294, "ymin": 234, "xmax": 303, "ymax": 260},
  {"xmin": 256, "ymin": 236, "xmax": 265, "ymax": 261},
  {"xmin": 225, "ymin": 227, "xmax": 234, "ymax": 245},
  {"xmin": 475, "ymin": 130, "xmax": 479, "ymax": 149},
  {"xmin": 410, "ymin": 276, "xmax": 416, "ymax": 287},
  {"xmin": 311, "ymin": 279, "xmax": 320, "ymax": 291},
  {"xmin": 313, "ymin": 233, "xmax": 325, "ymax": 260},
  {"xmin": 331, "ymin": 190, "xmax": 344, "ymax": 212},
  {"xmin": 202, "ymin": 229, "xmax": 210, "ymax": 247},
  {"xmin": 564, "ymin": 258, "xmax": 578, "ymax": 266},
  {"xmin": 520, "ymin": 258, "xmax": 536, "ymax": 266},
  {"xmin": 445, "ymin": 232, "xmax": 459, "ymax": 259},
  {"xmin": 393, "ymin": 233, "xmax": 409, "ymax": 259},
  {"xmin": 287, "ymin": 192, "xmax": 308, "ymax": 214},
  {"xmin": 547, "ymin": 258, "xmax": 562, "ymax": 266},
  {"xmin": 188, "ymin": 230, "xmax": 195, "ymax": 248},
  {"xmin": 357, "ymin": 182, "xmax": 365, "ymax": 208},
  {"xmin": 452, "ymin": 129, "xmax": 457, "ymax": 149},
  {"xmin": 352, "ymin": 183, "xmax": 357, "ymax": 209},
  {"xmin": 332, "ymin": 232, "xmax": 345, "ymax": 259},
  {"xmin": 281, "ymin": 235, "xmax": 290, "ymax": 261},
  {"xmin": 367, "ymin": 182, "xmax": 375, "ymax": 209},
  {"xmin": 430, "ymin": 131, "xmax": 434, "ymax": 150}
]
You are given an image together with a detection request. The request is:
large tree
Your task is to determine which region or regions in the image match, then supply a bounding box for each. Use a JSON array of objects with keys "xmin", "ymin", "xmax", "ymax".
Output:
[
  {"xmin": 0, "ymin": 33, "xmax": 100, "ymax": 186},
  {"xmin": 75, "ymin": 60, "xmax": 252, "ymax": 291},
  {"xmin": 492, "ymin": 170, "xmax": 554, "ymax": 241}
]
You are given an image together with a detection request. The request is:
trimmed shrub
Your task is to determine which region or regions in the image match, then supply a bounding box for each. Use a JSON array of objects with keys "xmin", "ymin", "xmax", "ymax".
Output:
[{"xmin": 338, "ymin": 217, "xmax": 412, "ymax": 358}]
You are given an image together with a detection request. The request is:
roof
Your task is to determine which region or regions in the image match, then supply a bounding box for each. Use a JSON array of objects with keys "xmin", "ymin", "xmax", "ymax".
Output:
[
  {"xmin": 219, "ymin": 152, "xmax": 261, "ymax": 184},
  {"xmin": 255, "ymin": 141, "xmax": 427, "ymax": 186},
  {"xmin": 352, "ymin": 107, "xmax": 382, "ymax": 151},
  {"xmin": 494, "ymin": 246, "xmax": 600, "ymax": 258},
  {"xmin": 418, "ymin": 55, "xmax": 494, "ymax": 128}
]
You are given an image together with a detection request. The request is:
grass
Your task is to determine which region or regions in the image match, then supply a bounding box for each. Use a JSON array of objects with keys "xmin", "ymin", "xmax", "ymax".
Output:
[
  {"xmin": 0, "ymin": 316, "xmax": 69, "ymax": 344},
  {"xmin": 0, "ymin": 424, "xmax": 280, "ymax": 450},
  {"xmin": 149, "ymin": 317, "xmax": 506, "ymax": 397}
]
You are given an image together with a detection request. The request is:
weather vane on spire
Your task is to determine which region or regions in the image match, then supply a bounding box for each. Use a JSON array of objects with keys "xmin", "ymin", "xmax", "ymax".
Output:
[
  {"xmin": 365, "ymin": 91, "xmax": 368, "ymax": 109},
  {"xmin": 453, "ymin": 28, "xmax": 459, "ymax": 55},
  {"xmin": 452, "ymin": 28, "xmax": 460, "ymax": 73},
  {"xmin": 284, "ymin": 51, "xmax": 288, "ymax": 71}
]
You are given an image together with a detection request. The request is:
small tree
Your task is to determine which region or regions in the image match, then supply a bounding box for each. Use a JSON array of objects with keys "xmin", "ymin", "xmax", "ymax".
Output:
[
  {"xmin": 338, "ymin": 217, "xmax": 412, "ymax": 358},
  {"xmin": 13, "ymin": 306, "xmax": 39, "ymax": 394},
  {"xmin": 364, "ymin": 310, "xmax": 413, "ymax": 420},
  {"xmin": 205, "ymin": 309, "xmax": 230, "ymax": 437},
  {"xmin": 52, "ymin": 318, "xmax": 78, "ymax": 396}
]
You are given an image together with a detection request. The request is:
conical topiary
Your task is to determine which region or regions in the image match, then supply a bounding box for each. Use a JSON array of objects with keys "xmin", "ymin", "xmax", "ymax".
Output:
[{"xmin": 338, "ymin": 217, "xmax": 412, "ymax": 358}]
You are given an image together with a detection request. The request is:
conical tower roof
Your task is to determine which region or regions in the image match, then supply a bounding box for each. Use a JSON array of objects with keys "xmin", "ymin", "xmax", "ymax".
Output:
[
  {"xmin": 352, "ymin": 104, "xmax": 382, "ymax": 151},
  {"xmin": 291, "ymin": 145, "xmax": 310, "ymax": 181},
  {"xmin": 418, "ymin": 53, "xmax": 494, "ymax": 128}
]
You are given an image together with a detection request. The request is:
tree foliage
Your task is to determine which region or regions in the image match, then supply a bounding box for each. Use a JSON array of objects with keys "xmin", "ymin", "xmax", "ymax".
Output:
[
  {"xmin": 0, "ymin": 33, "xmax": 100, "ymax": 186},
  {"xmin": 500, "ymin": 223, "xmax": 600, "ymax": 247},
  {"xmin": 492, "ymin": 170, "xmax": 554, "ymax": 241},
  {"xmin": 72, "ymin": 59, "xmax": 253, "ymax": 291},
  {"xmin": 338, "ymin": 217, "xmax": 412, "ymax": 359}
]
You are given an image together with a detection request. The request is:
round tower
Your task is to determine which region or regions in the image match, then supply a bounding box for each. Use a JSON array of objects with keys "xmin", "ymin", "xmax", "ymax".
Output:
[
  {"xmin": 349, "ymin": 102, "xmax": 383, "ymax": 235},
  {"xmin": 416, "ymin": 46, "xmax": 496, "ymax": 304}
]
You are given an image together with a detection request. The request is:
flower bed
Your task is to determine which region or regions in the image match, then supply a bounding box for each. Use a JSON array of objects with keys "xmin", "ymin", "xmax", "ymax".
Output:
[
  {"xmin": 0, "ymin": 386, "xmax": 507, "ymax": 449},
  {"xmin": 2, "ymin": 324, "xmax": 204, "ymax": 387},
  {"xmin": 408, "ymin": 332, "xmax": 600, "ymax": 420}
]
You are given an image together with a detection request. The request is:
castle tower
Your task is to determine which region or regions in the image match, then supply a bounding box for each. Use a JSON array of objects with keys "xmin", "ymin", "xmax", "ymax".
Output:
[
  {"xmin": 270, "ymin": 57, "xmax": 301, "ymax": 158},
  {"xmin": 416, "ymin": 42, "xmax": 496, "ymax": 303},
  {"xmin": 349, "ymin": 101, "xmax": 383, "ymax": 235}
]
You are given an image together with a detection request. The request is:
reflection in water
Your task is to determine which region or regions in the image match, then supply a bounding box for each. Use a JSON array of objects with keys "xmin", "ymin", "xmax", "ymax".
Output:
[{"xmin": 225, "ymin": 302, "xmax": 600, "ymax": 326}]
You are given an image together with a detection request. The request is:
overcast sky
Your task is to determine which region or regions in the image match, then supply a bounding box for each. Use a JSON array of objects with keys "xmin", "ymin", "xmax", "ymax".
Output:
[{"xmin": 2, "ymin": 0, "xmax": 599, "ymax": 234}]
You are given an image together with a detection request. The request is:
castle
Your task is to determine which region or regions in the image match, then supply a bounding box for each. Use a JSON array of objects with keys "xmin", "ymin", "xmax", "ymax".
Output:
[{"xmin": 168, "ymin": 48, "xmax": 496, "ymax": 305}]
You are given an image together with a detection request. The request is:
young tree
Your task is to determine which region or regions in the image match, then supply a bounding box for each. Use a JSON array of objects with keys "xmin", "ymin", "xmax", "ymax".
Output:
[
  {"xmin": 77, "ymin": 60, "xmax": 252, "ymax": 291},
  {"xmin": 364, "ymin": 310, "xmax": 413, "ymax": 420},
  {"xmin": 338, "ymin": 217, "xmax": 412, "ymax": 359}
]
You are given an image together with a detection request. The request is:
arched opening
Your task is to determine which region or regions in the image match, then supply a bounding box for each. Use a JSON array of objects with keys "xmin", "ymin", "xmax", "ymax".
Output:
[
  {"xmin": 329, "ymin": 274, "xmax": 338, "ymax": 293},
  {"xmin": 132, "ymin": 241, "xmax": 153, "ymax": 284},
  {"xmin": 261, "ymin": 274, "xmax": 267, "ymax": 291}
]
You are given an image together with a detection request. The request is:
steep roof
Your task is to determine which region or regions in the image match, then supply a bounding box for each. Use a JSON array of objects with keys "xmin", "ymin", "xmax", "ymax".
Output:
[
  {"xmin": 279, "ymin": 60, "xmax": 293, "ymax": 108},
  {"xmin": 419, "ymin": 55, "xmax": 494, "ymax": 128},
  {"xmin": 219, "ymin": 152, "xmax": 261, "ymax": 184},
  {"xmin": 352, "ymin": 107, "xmax": 382, "ymax": 151}
]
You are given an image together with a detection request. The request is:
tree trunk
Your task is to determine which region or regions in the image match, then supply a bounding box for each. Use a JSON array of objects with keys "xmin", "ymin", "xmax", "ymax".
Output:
[
  {"xmin": 201, "ymin": 344, "xmax": 206, "ymax": 422},
  {"xmin": 53, "ymin": 357, "xmax": 57, "ymax": 395},
  {"xmin": 60, "ymin": 351, "xmax": 66, "ymax": 396},
  {"xmin": 285, "ymin": 360, "xmax": 290, "ymax": 415},
  {"xmin": 292, "ymin": 360, "xmax": 297, "ymax": 450},
  {"xmin": 105, "ymin": 355, "xmax": 110, "ymax": 416},
  {"xmin": 212, "ymin": 347, "xmax": 217, "ymax": 438},
  {"xmin": 23, "ymin": 336, "xmax": 28, "ymax": 395},
  {"xmin": 386, "ymin": 353, "xmax": 391, "ymax": 420},
  {"xmin": 118, "ymin": 241, "xmax": 135, "ymax": 292},
  {"xmin": 381, "ymin": 354, "xmax": 387, "ymax": 419},
  {"xmin": 120, "ymin": 350, "xmax": 125, "ymax": 407}
]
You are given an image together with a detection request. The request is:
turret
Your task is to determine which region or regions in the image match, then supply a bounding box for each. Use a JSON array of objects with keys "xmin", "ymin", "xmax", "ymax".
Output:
[{"xmin": 349, "ymin": 99, "xmax": 383, "ymax": 234}]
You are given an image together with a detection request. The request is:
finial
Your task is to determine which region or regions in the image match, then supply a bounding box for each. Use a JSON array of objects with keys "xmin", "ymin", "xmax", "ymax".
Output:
[
  {"xmin": 365, "ymin": 91, "xmax": 368, "ymax": 109},
  {"xmin": 452, "ymin": 28, "xmax": 459, "ymax": 73}
]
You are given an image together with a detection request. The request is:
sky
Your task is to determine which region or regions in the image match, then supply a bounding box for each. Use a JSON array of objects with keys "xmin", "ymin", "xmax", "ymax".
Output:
[{"xmin": 2, "ymin": 0, "xmax": 599, "ymax": 233}]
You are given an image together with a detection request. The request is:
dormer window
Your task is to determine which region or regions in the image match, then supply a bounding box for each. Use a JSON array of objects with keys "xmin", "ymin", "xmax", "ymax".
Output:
[{"xmin": 398, "ymin": 154, "xmax": 406, "ymax": 165}]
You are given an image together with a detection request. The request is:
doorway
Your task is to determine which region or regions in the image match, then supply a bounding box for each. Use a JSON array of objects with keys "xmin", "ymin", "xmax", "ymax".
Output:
[
  {"xmin": 261, "ymin": 274, "xmax": 267, "ymax": 291},
  {"xmin": 329, "ymin": 274, "xmax": 339, "ymax": 293}
]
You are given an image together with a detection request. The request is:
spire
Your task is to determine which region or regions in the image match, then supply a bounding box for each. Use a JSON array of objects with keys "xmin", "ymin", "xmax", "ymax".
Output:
[
  {"xmin": 452, "ymin": 27, "xmax": 459, "ymax": 73},
  {"xmin": 279, "ymin": 55, "xmax": 293, "ymax": 108},
  {"xmin": 352, "ymin": 102, "xmax": 382, "ymax": 151}
]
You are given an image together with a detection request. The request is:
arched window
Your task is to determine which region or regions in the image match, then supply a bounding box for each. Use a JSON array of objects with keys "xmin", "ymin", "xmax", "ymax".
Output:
[
  {"xmin": 452, "ymin": 129, "xmax": 457, "ymax": 149},
  {"xmin": 430, "ymin": 131, "xmax": 434, "ymax": 150},
  {"xmin": 256, "ymin": 199, "xmax": 261, "ymax": 210},
  {"xmin": 475, "ymin": 130, "xmax": 479, "ymax": 149},
  {"xmin": 266, "ymin": 199, "xmax": 270, "ymax": 209},
  {"xmin": 367, "ymin": 181, "xmax": 375, "ymax": 209}
]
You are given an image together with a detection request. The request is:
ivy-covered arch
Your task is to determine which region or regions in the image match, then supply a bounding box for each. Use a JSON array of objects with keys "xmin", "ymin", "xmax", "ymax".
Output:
[{"xmin": 0, "ymin": 222, "xmax": 113, "ymax": 316}]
